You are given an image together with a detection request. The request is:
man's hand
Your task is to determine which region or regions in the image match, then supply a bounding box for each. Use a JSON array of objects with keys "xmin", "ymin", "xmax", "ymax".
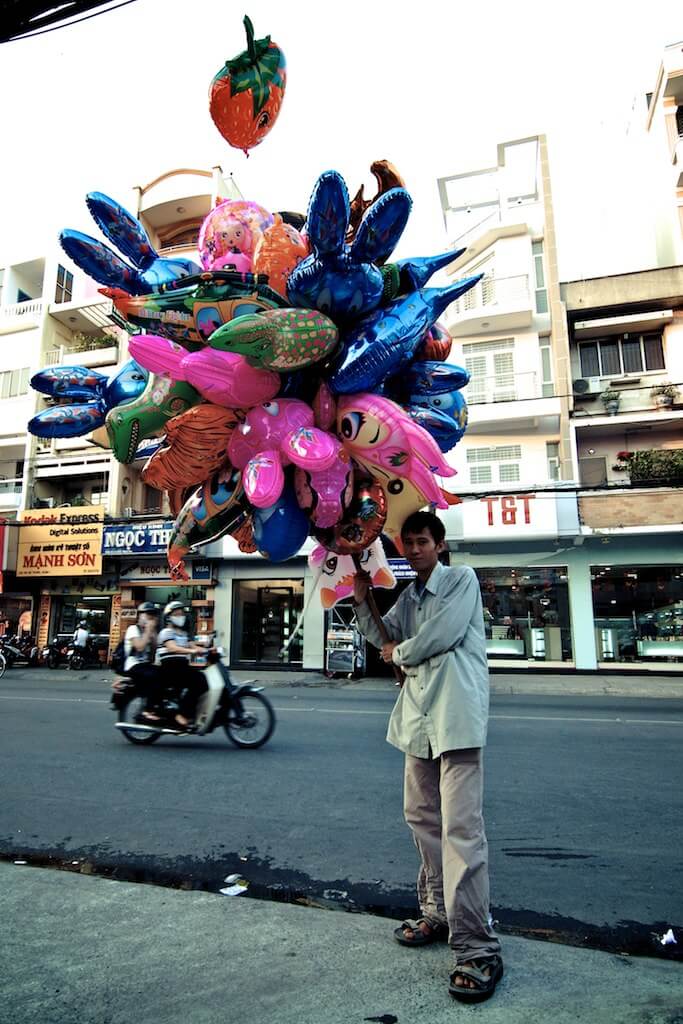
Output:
[
  {"xmin": 353, "ymin": 569, "xmax": 371, "ymax": 606},
  {"xmin": 381, "ymin": 641, "xmax": 399, "ymax": 664}
]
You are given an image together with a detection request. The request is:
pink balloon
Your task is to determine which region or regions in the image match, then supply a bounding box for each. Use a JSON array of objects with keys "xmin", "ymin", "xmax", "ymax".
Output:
[
  {"xmin": 129, "ymin": 335, "xmax": 186, "ymax": 378},
  {"xmin": 294, "ymin": 448, "xmax": 354, "ymax": 528},
  {"xmin": 284, "ymin": 426, "xmax": 339, "ymax": 472},
  {"xmin": 244, "ymin": 450, "xmax": 285, "ymax": 509},
  {"xmin": 229, "ymin": 400, "xmax": 314, "ymax": 468},
  {"xmin": 312, "ymin": 380, "xmax": 337, "ymax": 430},
  {"xmin": 181, "ymin": 349, "xmax": 279, "ymax": 409}
]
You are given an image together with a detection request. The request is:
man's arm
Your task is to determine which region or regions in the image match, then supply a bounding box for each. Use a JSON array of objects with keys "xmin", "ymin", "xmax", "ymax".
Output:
[
  {"xmin": 354, "ymin": 598, "xmax": 403, "ymax": 649},
  {"xmin": 392, "ymin": 568, "xmax": 479, "ymax": 668}
]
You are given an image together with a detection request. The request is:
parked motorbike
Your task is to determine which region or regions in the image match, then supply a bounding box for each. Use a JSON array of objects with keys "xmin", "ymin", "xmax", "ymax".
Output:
[
  {"xmin": 67, "ymin": 641, "xmax": 101, "ymax": 671},
  {"xmin": 0, "ymin": 634, "xmax": 39, "ymax": 668},
  {"xmin": 112, "ymin": 652, "xmax": 276, "ymax": 749},
  {"xmin": 43, "ymin": 637, "xmax": 70, "ymax": 669}
]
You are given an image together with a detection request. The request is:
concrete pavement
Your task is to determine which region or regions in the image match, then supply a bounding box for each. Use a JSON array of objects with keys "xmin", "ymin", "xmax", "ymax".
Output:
[{"xmin": 2, "ymin": 863, "xmax": 681, "ymax": 1024}]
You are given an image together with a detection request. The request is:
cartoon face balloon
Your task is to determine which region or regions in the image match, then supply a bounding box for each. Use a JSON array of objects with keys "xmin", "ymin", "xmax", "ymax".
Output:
[
  {"xmin": 309, "ymin": 540, "xmax": 396, "ymax": 609},
  {"xmin": 336, "ymin": 394, "xmax": 456, "ymax": 510},
  {"xmin": 253, "ymin": 214, "xmax": 309, "ymax": 298}
]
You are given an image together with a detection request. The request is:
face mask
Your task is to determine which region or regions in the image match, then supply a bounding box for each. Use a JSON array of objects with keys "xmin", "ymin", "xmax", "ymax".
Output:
[{"xmin": 170, "ymin": 614, "xmax": 186, "ymax": 627}]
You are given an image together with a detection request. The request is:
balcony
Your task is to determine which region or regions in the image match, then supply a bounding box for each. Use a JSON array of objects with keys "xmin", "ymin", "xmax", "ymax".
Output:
[
  {"xmin": 0, "ymin": 477, "xmax": 23, "ymax": 510},
  {"xmin": 44, "ymin": 335, "xmax": 120, "ymax": 370},
  {"xmin": 0, "ymin": 299, "xmax": 44, "ymax": 333},
  {"xmin": 446, "ymin": 274, "xmax": 533, "ymax": 338},
  {"xmin": 465, "ymin": 371, "xmax": 560, "ymax": 434},
  {"xmin": 579, "ymin": 483, "xmax": 683, "ymax": 532},
  {"xmin": 33, "ymin": 451, "xmax": 111, "ymax": 480}
]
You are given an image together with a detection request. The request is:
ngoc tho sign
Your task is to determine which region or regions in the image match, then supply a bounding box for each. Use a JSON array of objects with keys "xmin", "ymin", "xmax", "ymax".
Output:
[{"xmin": 17, "ymin": 507, "xmax": 105, "ymax": 577}]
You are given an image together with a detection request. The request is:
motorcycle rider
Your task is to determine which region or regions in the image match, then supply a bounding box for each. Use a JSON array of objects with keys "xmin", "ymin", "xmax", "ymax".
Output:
[
  {"xmin": 157, "ymin": 601, "xmax": 209, "ymax": 730},
  {"xmin": 124, "ymin": 602, "xmax": 162, "ymax": 722}
]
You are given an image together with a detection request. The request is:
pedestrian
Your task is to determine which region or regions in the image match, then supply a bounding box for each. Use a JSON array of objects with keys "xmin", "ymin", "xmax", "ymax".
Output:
[{"xmin": 353, "ymin": 510, "xmax": 503, "ymax": 1003}]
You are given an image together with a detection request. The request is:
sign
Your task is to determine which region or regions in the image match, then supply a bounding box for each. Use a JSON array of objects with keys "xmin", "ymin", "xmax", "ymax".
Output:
[
  {"xmin": 119, "ymin": 560, "xmax": 212, "ymax": 584},
  {"xmin": 17, "ymin": 507, "xmax": 105, "ymax": 577},
  {"xmin": 37, "ymin": 594, "xmax": 51, "ymax": 649},
  {"xmin": 102, "ymin": 521, "xmax": 175, "ymax": 556},
  {"xmin": 389, "ymin": 558, "xmax": 417, "ymax": 580},
  {"xmin": 459, "ymin": 493, "xmax": 558, "ymax": 541}
]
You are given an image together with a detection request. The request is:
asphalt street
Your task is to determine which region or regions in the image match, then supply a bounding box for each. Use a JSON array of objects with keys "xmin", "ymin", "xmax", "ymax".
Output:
[{"xmin": 1, "ymin": 668, "xmax": 682, "ymax": 956}]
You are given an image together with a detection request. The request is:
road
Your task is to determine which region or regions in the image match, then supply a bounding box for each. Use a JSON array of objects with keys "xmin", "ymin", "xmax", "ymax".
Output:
[{"xmin": 1, "ymin": 669, "xmax": 682, "ymax": 955}]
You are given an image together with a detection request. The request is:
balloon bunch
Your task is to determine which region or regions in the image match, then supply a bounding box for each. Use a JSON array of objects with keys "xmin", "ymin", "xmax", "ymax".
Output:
[{"xmin": 30, "ymin": 165, "xmax": 478, "ymax": 585}]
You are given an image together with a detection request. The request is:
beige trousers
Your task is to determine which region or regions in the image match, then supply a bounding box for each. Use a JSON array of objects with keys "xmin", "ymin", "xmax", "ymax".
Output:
[{"xmin": 403, "ymin": 747, "xmax": 501, "ymax": 960}]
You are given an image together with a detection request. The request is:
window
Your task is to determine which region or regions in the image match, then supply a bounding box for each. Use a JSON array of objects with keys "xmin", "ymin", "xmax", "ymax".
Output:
[
  {"xmin": 579, "ymin": 333, "xmax": 665, "ymax": 378},
  {"xmin": 55, "ymin": 264, "xmax": 73, "ymax": 304},
  {"xmin": 467, "ymin": 444, "xmax": 522, "ymax": 485},
  {"xmin": 677, "ymin": 106, "xmax": 683, "ymax": 138},
  {"xmin": 16, "ymin": 289, "xmax": 31, "ymax": 303},
  {"xmin": 0, "ymin": 367, "xmax": 30, "ymax": 399},
  {"xmin": 532, "ymin": 240, "xmax": 548, "ymax": 314},
  {"xmin": 463, "ymin": 339, "xmax": 516, "ymax": 403},
  {"xmin": 546, "ymin": 442, "xmax": 560, "ymax": 481},
  {"xmin": 539, "ymin": 336, "xmax": 554, "ymax": 398},
  {"xmin": 143, "ymin": 484, "xmax": 163, "ymax": 513}
]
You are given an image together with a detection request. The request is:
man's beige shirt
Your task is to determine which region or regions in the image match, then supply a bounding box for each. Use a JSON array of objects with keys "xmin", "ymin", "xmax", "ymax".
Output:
[{"xmin": 355, "ymin": 562, "xmax": 489, "ymax": 758}]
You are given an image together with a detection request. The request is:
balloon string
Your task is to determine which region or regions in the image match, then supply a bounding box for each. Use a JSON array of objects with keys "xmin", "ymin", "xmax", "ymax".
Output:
[{"xmin": 279, "ymin": 564, "xmax": 322, "ymax": 659}]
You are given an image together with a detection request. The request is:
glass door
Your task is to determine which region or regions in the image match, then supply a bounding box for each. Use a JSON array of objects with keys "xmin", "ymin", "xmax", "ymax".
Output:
[{"xmin": 232, "ymin": 580, "xmax": 304, "ymax": 665}]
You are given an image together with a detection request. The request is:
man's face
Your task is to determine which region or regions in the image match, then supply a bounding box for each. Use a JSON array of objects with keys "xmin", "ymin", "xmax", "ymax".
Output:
[{"xmin": 401, "ymin": 529, "xmax": 445, "ymax": 573}]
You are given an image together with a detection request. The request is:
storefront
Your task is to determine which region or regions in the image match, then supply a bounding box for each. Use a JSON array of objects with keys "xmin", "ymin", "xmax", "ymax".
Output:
[
  {"xmin": 592, "ymin": 563, "xmax": 683, "ymax": 664},
  {"xmin": 231, "ymin": 578, "xmax": 304, "ymax": 665},
  {"xmin": 479, "ymin": 566, "xmax": 572, "ymax": 661},
  {"xmin": 103, "ymin": 520, "xmax": 217, "ymax": 655}
]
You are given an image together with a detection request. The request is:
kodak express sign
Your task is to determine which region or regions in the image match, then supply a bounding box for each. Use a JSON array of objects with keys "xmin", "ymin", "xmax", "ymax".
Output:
[{"xmin": 17, "ymin": 507, "xmax": 106, "ymax": 577}]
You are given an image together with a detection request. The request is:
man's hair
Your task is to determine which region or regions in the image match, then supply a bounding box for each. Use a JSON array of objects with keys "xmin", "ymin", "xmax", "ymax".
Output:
[{"xmin": 400, "ymin": 511, "xmax": 446, "ymax": 544}]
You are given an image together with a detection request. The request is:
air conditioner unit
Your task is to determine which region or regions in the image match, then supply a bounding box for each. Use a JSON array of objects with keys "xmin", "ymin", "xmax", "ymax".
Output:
[{"xmin": 573, "ymin": 377, "xmax": 602, "ymax": 396}]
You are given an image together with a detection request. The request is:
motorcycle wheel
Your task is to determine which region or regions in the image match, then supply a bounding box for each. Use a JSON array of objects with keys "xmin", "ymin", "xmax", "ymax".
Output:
[
  {"xmin": 70, "ymin": 652, "xmax": 85, "ymax": 671},
  {"xmin": 47, "ymin": 652, "xmax": 60, "ymax": 669},
  {"xmin": 224, "ymin": 692, "xmax": 276, "ymax": 749},
  {"xmin": 118, "ymin": 696, "xmax": 162, "ymax": 745},
  {"xmin": 0, "ymin": 653, "xmax": 6, "ymax": 679}
]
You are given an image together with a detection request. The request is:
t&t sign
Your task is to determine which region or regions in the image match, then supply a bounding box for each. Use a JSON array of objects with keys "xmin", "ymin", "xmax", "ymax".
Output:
[{"xmin": 481, "ymin": 495, "xmax": 535, "ymax": 527}]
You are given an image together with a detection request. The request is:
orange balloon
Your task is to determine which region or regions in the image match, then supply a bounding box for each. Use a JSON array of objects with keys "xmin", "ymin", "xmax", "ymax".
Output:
[{"xmin": 253, "ymin": 214, "xmax": 310, "ymax": 298}]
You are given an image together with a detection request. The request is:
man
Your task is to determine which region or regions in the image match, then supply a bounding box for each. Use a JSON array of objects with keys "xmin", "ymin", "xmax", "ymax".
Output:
[
  {"xmin": 73, "ymin": 620, "xmax": 90, "ymax": 650},
  {"xmin": 353, "ymin": 510, "xmax": 503, "ymax": 1003}
]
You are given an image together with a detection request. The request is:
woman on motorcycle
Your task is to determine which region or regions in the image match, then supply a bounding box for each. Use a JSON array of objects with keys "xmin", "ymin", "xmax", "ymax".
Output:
[
  {"xmin": 124, "ymin": 602, "xmax": 162, "ymax": 721},
  {"xmin": 157, "ymin": 601, "xmax": 208, "ymax": 730}
]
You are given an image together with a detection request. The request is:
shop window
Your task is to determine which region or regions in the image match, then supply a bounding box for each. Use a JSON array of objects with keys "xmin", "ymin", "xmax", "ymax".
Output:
[
  {"xmin": 232, "ymin": 579, "xmax": 304, "ymax": 665},
  {"xmin": 55, "ymin": 264, "xmax": 73, "ymax": 304},
  {"xmin": 478, "ymin": 566, "xmax": 572, "ymax": 661},
  {"xmin": 592, "ymin": 565, "xmax": 683, "ymax": 663},
  {"xmin": 579, "ymin": 333, "xmax": 665, "ymax": 378}
]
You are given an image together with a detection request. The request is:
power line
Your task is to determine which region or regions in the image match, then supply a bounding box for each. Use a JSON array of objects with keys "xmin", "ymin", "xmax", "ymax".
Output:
[{"xmin": 2, "ymin": 0, "xmax": 139, "ymax": 43}]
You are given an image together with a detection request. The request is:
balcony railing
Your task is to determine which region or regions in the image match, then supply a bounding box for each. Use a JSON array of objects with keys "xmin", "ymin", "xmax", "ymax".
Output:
[
  {"xmin": 0, "ymin": 477, "xmax": 23, "ymax": 508},
  {"xmin": 44, "ymin": 338, "xmax": 120, "ymax": 368},
  {"xmin": 449, "ymin": 274, "xmax": 531, "ymax": 318},
  {"xmin": 465, "ymin": 370, "xmax": 553, "ymax": 405},
  {"xmin": 0, "ymin": 299, "xmax": 44, "ymax": 325}
]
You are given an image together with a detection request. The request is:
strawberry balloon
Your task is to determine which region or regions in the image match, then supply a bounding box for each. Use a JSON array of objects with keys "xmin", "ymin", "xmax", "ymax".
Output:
[{"xmin": 209, "ymin": 15, "xmax": 287, "ymax": 156}]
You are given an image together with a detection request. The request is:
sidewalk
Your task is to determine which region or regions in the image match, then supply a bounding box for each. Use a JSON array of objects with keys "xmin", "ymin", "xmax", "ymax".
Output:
[
  {"xmin": 231, "ymin": 668, "xmax": 683, "ymax": 700},
  {"xmin": 2, "ymin": 863, "xmax": 680, "ymax": 1024}
]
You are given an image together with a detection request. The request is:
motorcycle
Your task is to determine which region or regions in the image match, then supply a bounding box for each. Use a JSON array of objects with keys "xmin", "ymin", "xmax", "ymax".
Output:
[
  {"xmin": 67, "ymin": 640, "xmax": 102, "ymax": 670},
  {"xmin": 0, "ymin": 634, "xmax": 38, "ymax": 668},
  {"xmin": 112, "ymin": 651, "xmax": 276, "ymax": 749},
  {"xmin": 43, "ymin": 636, "xmax": 71, "ymax": 669}
]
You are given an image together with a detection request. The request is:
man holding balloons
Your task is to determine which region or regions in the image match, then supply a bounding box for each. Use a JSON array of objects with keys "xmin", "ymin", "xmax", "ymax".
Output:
[{"xmin": 354, "ymin": 511, "xmax": 503, "ymax": 1003}]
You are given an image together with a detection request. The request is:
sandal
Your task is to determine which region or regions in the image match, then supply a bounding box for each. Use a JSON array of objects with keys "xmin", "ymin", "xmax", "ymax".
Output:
[
  {"xmin": 448, "ymin": 953, "xmax": 504, "ymax": 1003},
  {"xmin": 141, "ymin": 711, "xmax": 161, "ymax": 722},
  {"xmin": 393, "ymin": 918, "xmax": 447, "ymax": 947}
]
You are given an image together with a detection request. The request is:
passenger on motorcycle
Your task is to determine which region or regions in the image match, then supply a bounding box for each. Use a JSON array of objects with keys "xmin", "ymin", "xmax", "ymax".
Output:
[
  {"xmin": 157, "ymin": 601, "xmax": 209, "ymax": 730},
  {"xmin": 124, "ymin": 602, "xmax": 162, "ymax": 722}
]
